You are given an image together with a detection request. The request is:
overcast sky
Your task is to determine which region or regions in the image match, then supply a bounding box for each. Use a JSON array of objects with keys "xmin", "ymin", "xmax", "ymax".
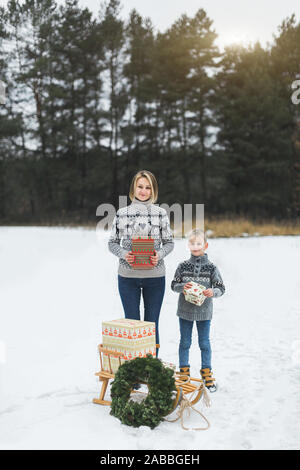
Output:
[{"xmin": 1, "ymin": 0, "xmax": 299, "ymax": 48}]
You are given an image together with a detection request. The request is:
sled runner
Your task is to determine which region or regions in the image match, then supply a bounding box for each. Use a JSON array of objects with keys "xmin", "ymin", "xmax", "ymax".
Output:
[{"xmin": 93, "ymin": 344, "xmax": 205, "ymax": 410}]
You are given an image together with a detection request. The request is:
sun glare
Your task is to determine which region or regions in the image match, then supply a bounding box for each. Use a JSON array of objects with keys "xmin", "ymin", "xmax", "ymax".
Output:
[{"xmin": 216, "ymin": 31, "xmax": 257, "ymax": 49}]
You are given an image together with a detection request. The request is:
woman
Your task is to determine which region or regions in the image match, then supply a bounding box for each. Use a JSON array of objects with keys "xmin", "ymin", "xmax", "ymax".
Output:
[{"xmin": 108, "ymin": 170, "xmax": 174, "ymax": 355}]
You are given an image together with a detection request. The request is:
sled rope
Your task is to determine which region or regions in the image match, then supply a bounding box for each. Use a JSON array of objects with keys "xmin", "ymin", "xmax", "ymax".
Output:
[{"xmin": 165, "ymin": 384, "xmax": 211, "ymax": 431}]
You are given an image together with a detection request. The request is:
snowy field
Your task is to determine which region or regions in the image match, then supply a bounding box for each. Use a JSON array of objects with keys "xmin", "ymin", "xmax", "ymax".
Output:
[{"xmin": 0, "ymin": 227, "xmax": 299, "ymax": 450}]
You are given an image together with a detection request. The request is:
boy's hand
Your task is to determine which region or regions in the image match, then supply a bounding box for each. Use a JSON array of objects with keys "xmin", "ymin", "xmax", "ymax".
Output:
[
  {"xmin": 150, "ymin": 250, "xmax": 159, "ymax": 266},
  {"xmin": 183, "ymin": 282, "xmax": 193, "ymax": 294},
  {"xmin": 203, "ymin": 288, "xmax": 213, "ymax": 297}
]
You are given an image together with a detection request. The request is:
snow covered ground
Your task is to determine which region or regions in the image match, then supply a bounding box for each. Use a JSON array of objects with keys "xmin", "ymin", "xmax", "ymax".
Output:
[{"xmin": 0, "ymin": 227, "xmax": 299, "ymax": 450}]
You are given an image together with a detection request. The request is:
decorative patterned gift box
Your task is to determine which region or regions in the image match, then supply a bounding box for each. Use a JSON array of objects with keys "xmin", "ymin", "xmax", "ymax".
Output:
[
  {"xmin": 102, "ymin": 318, "xmax": 156, "ymax": 373},
  {"xmin": 183, "ymin": 281, "xmax": 207, "ymax": 306},
  {"xmin": 131, "ymin": 236, "xmax": 154, "ymax": 269}
]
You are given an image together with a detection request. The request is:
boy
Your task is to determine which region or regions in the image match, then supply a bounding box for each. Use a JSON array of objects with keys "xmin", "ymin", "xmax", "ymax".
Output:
[{"xmin": 171, "ymin": 229, "xmax": 225, "ymax": 392}]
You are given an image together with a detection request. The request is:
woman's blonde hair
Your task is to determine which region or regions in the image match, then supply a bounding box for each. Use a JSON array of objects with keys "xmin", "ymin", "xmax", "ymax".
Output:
[{"xmin": 129, "ymin": 170, "xmax": 158, "ymax": 204}]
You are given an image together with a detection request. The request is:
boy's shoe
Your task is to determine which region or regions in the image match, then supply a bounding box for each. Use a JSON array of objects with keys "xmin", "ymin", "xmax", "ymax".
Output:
[
  {"xmin": 200, "ymin": 368, "xmax": 218, "ymax": 393},
  {"xmin": 177, "ymin": 366, "xmax": 190, "ymax": 383}
]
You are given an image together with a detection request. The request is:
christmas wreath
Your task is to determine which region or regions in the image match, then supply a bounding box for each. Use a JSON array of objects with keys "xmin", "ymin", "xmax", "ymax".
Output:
[{"xmin": 110, "ymin": 354, "xmax": 177, "ymax": 429}]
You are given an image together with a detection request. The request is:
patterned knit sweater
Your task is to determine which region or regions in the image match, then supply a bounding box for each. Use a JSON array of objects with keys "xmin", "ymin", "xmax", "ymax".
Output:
[
  {"xmin": 171, "ymin": 253, "xmax": 225, "ymax": 321},
  {"xmin": 108, "ymin": 197, "xmax": 174, "ymax": 278}
]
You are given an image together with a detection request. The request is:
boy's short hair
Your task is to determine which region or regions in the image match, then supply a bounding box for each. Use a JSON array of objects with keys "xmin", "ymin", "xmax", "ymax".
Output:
[{"xmin": 186, "ymin": 228, "xmax": 207, "ymax": 243}]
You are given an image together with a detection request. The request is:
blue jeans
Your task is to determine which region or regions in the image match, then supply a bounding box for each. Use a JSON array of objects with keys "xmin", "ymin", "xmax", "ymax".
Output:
[
  {"xmin": 118, "ymin": 275, "xmax": 165, "ymax": 356},
  {"xmin": 179, "ymin": 318, "xmax": 212, "ymax": 370}
]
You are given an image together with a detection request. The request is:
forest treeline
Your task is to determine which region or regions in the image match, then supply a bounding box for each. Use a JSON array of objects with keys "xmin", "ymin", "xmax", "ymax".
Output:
[{"xmin": 0, "ymin": 0, "xmax": 300, "ymax": 224}]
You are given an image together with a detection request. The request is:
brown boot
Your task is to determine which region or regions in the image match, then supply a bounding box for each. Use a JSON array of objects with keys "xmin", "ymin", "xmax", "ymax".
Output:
[
  {"xmin": 200, "ymin": 368, "xmax": 217, "ymax": 392},
  {"xmin": 177, "ymin": 366, "xmax": 190, "ymax": 383}
]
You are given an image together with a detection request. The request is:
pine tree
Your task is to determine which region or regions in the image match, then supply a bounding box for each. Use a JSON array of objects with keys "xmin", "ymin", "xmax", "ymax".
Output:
[
  {"xmin": 123, "ymin": 9, "xmax": 155, "ymax": 181},
  {"xmin": 215, "ymin": 43, "xmax": 293, "ymax": 218},
  {"xmin": 52, "ymin": 0, "xmax": 105, "ymax": 216},
  {"xmin": 100, "ymin": 0, "xmax": 127, "ymax": 207},
  {"xmin": 0, "ymin": 4, "xmax": 22, "ymax": 220},
  {"xmin": 147, "ymin": 9, "xmax": 220, "ymax": 204},
  {"xmin": 271, "ymin": 15, "xmax": 300, "ymax": 217},
  {"xmin": 187, "ymin": 9, "xmax": 220, "ymax": 204}
]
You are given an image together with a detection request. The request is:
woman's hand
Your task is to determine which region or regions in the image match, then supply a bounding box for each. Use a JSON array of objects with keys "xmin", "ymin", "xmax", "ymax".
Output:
[
  {"xmin": 125, "ymin": 251, "xmax": 135, "ymax": 265},
  {"xmin": 203, "ymin": 288, "xmax": 213, "ymax": 297},
  {"xmin": 150, "ymin": 250, "xmax": 159, "ymax": 266}
]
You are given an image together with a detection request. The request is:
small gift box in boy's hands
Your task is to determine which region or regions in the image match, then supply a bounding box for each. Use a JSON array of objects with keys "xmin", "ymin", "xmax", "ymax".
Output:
[
  {"xmin": 183, "ymin": 281, "xmax": 207, "ymax": 306},
  {"xmin": 131, "ymin": 236, "xmax": 155, "ymax": 269}
]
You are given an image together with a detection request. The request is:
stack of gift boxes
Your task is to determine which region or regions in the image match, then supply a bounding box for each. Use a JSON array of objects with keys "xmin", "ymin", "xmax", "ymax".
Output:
[
  {"xmin": 102, "ymin": 318, "xmax": 156, "ymax": 373},
  {"xmin": 131, "ymin": 236, "xmax": 154, "ymax": 269}
]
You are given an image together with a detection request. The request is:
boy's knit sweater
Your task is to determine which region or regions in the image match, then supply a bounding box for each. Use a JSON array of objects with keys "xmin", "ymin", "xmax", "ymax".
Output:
[
  {"xmin": 171, "ymin": 253, "xmax": 225, "ymax": 321},
  {"xmin": 108, "ymin": 197, "xmax": 174, "ymax": 278}
]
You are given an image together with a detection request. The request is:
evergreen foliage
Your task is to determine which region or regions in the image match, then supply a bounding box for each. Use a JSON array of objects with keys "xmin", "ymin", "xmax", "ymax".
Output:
[
  {"xmin": 110, "ymin": 355, "xmax": 176, "ymax": 429},
  {"xmin": 0, "ymin": 1, "xmax": 299, "ymax": 222}
]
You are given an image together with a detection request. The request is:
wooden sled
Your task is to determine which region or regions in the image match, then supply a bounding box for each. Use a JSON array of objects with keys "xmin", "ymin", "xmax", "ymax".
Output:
[{"xmin": 93, "ymin": 344, "xmax": 205, "ymax": 411}]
